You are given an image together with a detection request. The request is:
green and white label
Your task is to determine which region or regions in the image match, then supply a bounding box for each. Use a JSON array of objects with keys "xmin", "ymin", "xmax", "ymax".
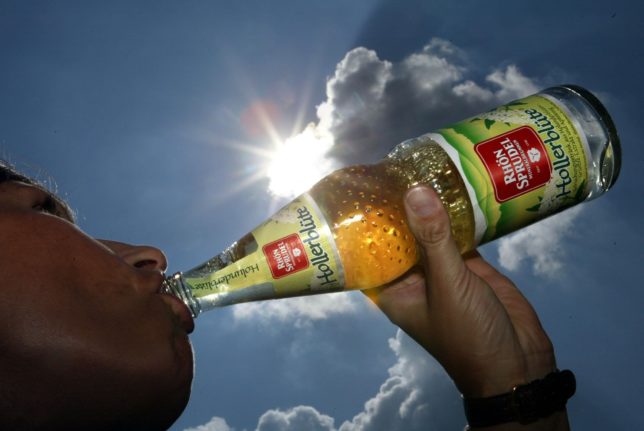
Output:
[{"xmin": 432, "ymin": 94, "xmax": 590, "ymax": 243}]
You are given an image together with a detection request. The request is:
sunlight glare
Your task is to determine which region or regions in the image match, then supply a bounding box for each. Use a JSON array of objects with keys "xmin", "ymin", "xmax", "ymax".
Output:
[{"xmin": 267, "ymin": 124, "xmax": 337, "ymax": 198}]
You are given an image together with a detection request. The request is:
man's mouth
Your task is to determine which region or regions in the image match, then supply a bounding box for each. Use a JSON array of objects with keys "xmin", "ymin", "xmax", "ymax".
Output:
[{"xmin": 158, "ymin": 292, "xmax": 195, "ymax": 334}]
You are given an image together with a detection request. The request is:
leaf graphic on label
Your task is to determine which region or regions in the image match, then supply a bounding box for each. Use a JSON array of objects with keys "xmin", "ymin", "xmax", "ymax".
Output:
[
  {"xmin": 526, "ymin": 202, "xmax": 541, "ymax": 212},
  {"xmin": 484, "ymin": 119, "xmax": 495, "ymax": 130}
]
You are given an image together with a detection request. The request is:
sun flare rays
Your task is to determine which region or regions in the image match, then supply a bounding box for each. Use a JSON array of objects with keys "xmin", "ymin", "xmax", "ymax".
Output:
[{"xmin": 221, "ymin": 99, "xmax": 338, "ymax": 208}]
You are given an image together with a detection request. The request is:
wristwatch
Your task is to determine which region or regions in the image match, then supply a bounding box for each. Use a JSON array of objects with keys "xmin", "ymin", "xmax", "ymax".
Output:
[{"xmin": 463, "ymin": 369, "xmax": 576, "ymax": 428}]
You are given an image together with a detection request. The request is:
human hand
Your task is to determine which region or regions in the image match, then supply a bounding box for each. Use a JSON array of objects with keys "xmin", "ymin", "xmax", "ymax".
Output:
[{"xmin": 364, "ymin": 186, "xmax": 557, "ymax": 399}]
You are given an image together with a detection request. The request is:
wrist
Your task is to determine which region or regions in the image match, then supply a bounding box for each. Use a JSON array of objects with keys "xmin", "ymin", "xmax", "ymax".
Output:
[{"xmin": 458, "ymin": 350, "xmax": 557, "ymax": 398}]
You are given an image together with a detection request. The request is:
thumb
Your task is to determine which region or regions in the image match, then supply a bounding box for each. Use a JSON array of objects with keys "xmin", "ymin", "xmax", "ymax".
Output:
[{"xmin": 404, "ymin": 186, "xmax": 469, "ymax": 292}]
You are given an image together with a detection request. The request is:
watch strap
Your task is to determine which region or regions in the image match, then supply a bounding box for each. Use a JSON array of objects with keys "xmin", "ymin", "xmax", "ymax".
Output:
[{"xmin": 463, "ymin": 369, "xmax": 576, "ymax": 428}]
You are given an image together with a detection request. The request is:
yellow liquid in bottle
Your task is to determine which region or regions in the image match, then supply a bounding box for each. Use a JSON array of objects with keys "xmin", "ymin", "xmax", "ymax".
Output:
[
  {"xmin": 310, "ymin": 140, "xmax": 475, "ymax": 290},
  {"xmin": 310, "ymin": 164, "xmax": 417, "ymax": 289}
]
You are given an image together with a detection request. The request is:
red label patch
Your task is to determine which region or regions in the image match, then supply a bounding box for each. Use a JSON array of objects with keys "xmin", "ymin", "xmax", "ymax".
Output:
[
  {"xmin": 263, "ymin": 234, "xmax": 310, "ymax": 279},
  {"xmin": 475, "ymin": 126, "xmax": 552, "ymax": 202}
]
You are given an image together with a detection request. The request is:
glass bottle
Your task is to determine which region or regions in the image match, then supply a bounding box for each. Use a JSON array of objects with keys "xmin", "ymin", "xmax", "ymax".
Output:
[{"xmin": 163, "ymin": 85, "xmax": 620, "ymax": 317}]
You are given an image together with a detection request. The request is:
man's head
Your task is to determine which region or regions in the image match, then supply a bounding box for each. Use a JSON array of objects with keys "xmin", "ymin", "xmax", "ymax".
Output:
[{"xmin": 0, "ymin": 161, "xmax": 194, "ymax": 430}]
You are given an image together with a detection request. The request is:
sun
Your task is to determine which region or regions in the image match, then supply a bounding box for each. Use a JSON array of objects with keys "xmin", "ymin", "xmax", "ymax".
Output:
[
  {"xmin": 215, "ymin": 98, "xmax": 338, "ymax": 209},
  {"xmin": 266, "ymin": 123, "xmax": 337, "ymax": 198}
]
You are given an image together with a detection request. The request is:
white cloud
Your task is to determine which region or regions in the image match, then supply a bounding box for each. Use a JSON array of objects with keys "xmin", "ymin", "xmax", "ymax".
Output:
[
  {"xmin": 337, "ymin": 330, "xmax": 459, "ymax": 431},
  {"xmin": 315, "ymin": 37, "xmax": 538, "ymax": 166},
  {"xmin": 256, "ymin": 406, "xmax": 335, "ymax": 431},
  {"xmin": 185, "ymin": 330, "xmax": 462, "ymax": 431},
  {"xmin": 231, "ymin": 292, "xmax": 364, "ymax": 327},
  {"xmin": 183, "ymin": 416, "xmax": 235, "ymax": 431},
  {"xmin": 485, "ymin": 65, "xmax": 539, "ymax": 100},
  {"xmin": 497, "ymin": 205, "xmax": 584, "ymax": 277}
]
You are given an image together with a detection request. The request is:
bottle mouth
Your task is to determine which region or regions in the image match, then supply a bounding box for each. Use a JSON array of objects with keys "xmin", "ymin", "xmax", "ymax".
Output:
[
  {"xmin": 560, "ymin": 85, "xmax": 622, "ymax": 191},
  {"xmin": 161, "ymin": 274, "xmax": 201, "ymax": 318}
]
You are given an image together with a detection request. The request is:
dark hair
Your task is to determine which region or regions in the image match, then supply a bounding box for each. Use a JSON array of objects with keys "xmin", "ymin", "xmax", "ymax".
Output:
[
  {"xmin": 0, "ymin": 159, "xmax": 75, "ymax": 222},
  {"xmin": 0, "ymin": 159, "xmax": 36, "ymax": 184}
]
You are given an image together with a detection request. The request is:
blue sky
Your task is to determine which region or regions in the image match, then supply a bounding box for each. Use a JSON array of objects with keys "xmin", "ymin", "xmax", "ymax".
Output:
[{"xmin": 2, "ymin": 1, "xmax": 643, "ymax": 430}]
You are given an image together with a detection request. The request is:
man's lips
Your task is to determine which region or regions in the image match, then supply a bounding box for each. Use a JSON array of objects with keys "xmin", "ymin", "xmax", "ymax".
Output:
[{"xmin": 159, "ymin": 292, "xmax": 195, "ymax": 334}]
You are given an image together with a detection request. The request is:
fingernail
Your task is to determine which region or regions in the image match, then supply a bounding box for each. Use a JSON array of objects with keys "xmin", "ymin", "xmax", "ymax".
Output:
[{"xmin": 406, "ymin": 187, "xmax": 438, "ymax": 218}]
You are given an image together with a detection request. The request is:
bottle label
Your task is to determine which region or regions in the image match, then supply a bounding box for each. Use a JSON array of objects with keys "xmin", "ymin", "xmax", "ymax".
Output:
[
  {"xmin": 263, "ymin": 234, "xmax": 310, "ymax": 279},
  {"xmin": 430, "ymin": 94, "xmax": 590, "ymax": 243},
  {"xmin": 186, "ymin": 193, "xmax": 344, "ymax": 300},
  {"xmin": 474, "ymin": 126, "xmax": 552, "ymax": 202}
]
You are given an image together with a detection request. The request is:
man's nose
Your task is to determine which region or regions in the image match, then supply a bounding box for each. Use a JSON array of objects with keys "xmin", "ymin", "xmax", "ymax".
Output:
[{"xmin": 98, "ymin": 240, "xmax": 168, "ymax": 272}]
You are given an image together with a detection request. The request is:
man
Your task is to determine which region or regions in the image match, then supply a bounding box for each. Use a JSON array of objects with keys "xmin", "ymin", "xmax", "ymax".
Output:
[{"xmin": 0, "ymin": 161, "xmax": 571, "ymax": 429}]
